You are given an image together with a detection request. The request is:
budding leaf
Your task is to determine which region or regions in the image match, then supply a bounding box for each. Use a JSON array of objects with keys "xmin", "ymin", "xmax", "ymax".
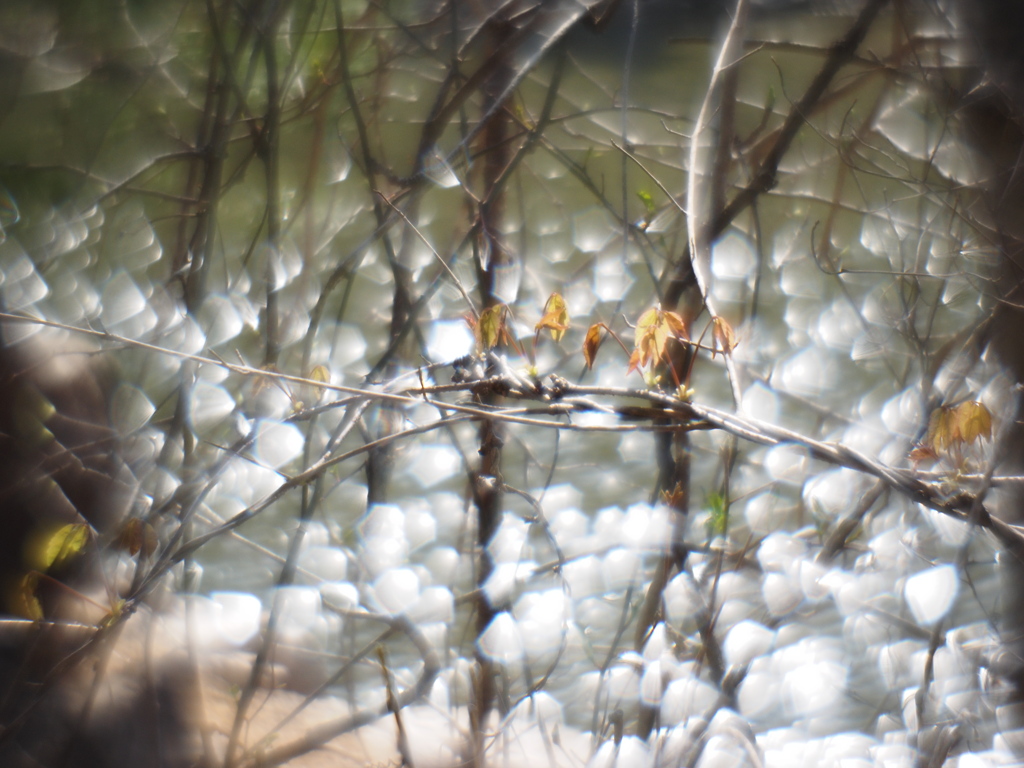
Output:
[
  {"xmin": 636, "ymin": 189, "xmax": 657, "ymax": 216},
  {"xmin": 661, "ymin": 483, "xmax": 686, "ymax": 509},
  {"xmin": 100, "ymin": 599, "xmax": 126, "ymax": 629},
  {"xmin": 705, "ymin": 491, "xmax": 729, "ymax": 537},
  {"xmin": 535, "ymin": 293, "xmax": 570, "ymax": 342}
]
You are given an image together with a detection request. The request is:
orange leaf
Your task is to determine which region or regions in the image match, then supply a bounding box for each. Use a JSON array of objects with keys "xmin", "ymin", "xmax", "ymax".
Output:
[
  {"xmin": 116, "ymin": 518, "xmax": 158, "ymax": 557},
  {"xmin": 535, "ymin": 293, "xmax": 570, "ymax": 342},
  {"xmin": 663, "ymin": 311, "xmax": 689, "ymax": 342},
  {"xmin": 631, "ymin": 307, "xmax": 690, "ymax": 373},
  {"xmin": 583, "ymin": 324, "xmax": 604, "ymax": 369},
  {"xmin": 627, "ymin": 348, "xmax": 644, "ymax": 376},
  {"xmin": 711, "ymin": 316, "xmax": 737, "ymax": 357},
  {"xmin": 653, "ymin": 324, "xmax": 670, "ymax": 362},
  {"xmin": 661, "ymin": 483, "xmax": 686, "ymax": 508}
]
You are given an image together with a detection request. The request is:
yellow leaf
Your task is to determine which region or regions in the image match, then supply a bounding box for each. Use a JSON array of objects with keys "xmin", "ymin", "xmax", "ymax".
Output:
[
  {"xmin": 634, "ymin": 308, "xmax": 660, "ymax": 350},
  {"xmin": 13, "ymin": 386, "xmax": 55, "ymax": 447},
  {"xmin": 925, "ymin": 400, "xmax": 993, "ymax": 455},
  {"xmin": 583, "ymin": 324, "xmax": 604, "ymax": 369},
  {"xmin": 14, "ymin": 573, "xmax": 42, "ymax": 621},
  {"xmin": 953, "ymin": 400, "xmax": 992, "ymax": 445},
  {"xmin": 309, "ymin": 364, "xmax": 330, "ymax": 387},
  {"xmin": 477, "ymin": 305, "xmax": 505, "ymax": 350},
  {"xmin": 40, "ymin": 523, "xmax": 90, "ymax": 572},
  {"xmin": 535, "ymin": 293, "xmax": 570, "ymax": 342},
  {"xmin": 251, "ymin": 364, "xmax": 283, "ymax": 401},
  {"xmin": 632, "ymin": 309, "xmax": 660, "ymax": 373},
  {"xmin": 636, "ymin": 189, "xmax": 657, "ymax": 216},
  {"xmin": 298, "ymin": 363, "xmax": 331, "ymax": 407},
  {"xmin": 926, "ymin": 406, "xmax": 955, "ymax": 453}
]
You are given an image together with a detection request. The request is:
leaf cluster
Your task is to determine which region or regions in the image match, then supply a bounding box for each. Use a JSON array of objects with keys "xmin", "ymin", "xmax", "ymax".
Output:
[{"xmin": 911, "ymin": 400, "xmax": 993, "ymax": 464}]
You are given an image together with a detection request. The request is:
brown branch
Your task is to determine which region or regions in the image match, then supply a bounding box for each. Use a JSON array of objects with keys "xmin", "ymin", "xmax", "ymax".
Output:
[{"xmin": 664, "ymin": 0, "xmax": 891, "ymax": 309}]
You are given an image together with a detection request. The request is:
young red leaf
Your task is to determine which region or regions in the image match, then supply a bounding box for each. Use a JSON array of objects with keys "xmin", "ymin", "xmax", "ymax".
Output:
[{"xmin": 909, "ymin": 445, "xmax": 939, "ymax": 464}]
